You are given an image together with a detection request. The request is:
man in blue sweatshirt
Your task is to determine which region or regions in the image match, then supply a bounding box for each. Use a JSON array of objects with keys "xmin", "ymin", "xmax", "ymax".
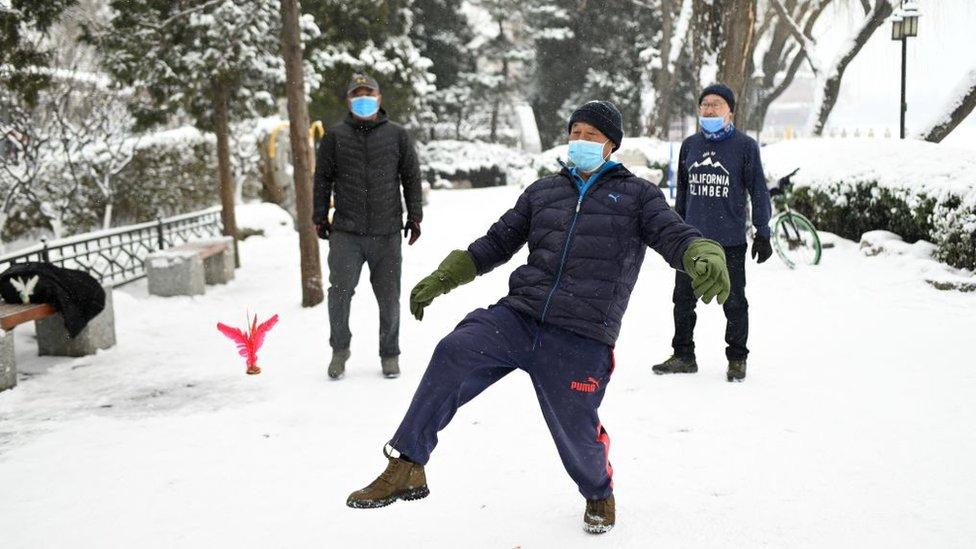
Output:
[
  {"xmin": 653, "ymin": 84, "xmax": 772, "ymax": 382},
  {"xmin": 344, "ymin": 101, "xmax": 732, "ymax": 534}
]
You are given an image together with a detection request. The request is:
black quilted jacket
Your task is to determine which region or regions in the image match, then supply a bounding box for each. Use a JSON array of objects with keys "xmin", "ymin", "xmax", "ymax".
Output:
[{"xmin": 312, "ymin": 110, "xmax": 423, "ymax": 235}]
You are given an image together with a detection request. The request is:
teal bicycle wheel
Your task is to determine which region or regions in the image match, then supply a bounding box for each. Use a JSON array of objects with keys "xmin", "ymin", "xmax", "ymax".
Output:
[{"xmin": 772, "ymin": 212, "xmax": 821, "ymax": 268}]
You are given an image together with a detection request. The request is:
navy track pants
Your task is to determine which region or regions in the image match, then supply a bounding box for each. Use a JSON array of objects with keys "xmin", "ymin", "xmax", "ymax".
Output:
[{"xmin": 390, "ymin": 304, "xmax": 615, "ymax": 500}]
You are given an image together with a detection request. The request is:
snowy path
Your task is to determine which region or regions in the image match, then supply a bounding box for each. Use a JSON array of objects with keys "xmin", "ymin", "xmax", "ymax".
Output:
[{"xmin": 1, "ymin": 187, "xmax": 974, "ymax": 548}]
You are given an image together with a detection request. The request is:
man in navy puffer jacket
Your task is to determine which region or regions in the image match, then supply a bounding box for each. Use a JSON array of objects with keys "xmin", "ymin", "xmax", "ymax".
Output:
[{"xmin": 345, "ymin": 101, "xmax": 731, "ymax": 534}]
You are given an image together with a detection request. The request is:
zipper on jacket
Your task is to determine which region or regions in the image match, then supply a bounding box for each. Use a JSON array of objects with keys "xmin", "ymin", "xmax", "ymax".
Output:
[
  {"xmin": 533, "ymin": 196, "xmax": 582, "ymax": 350},
  {"xmin": 533, "ymin": 163, "xmax": 617, "ymax": 349},
  {"xmin": 539, "ymin": 195, "xmax": 583, "ymax": 322},
  {"xmin": 362, "ymin": 129, "xmax": 370, "ymax": 225}
]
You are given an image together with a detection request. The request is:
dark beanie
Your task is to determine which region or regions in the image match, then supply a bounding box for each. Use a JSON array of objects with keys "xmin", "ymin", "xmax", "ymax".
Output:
[
  {"xmin": 699, "ymin": 83, "xmax": 736, "ymax": 112},
  {"xmin": 567, "ymin": 101, "xmax": 623, "ymax": 151}
]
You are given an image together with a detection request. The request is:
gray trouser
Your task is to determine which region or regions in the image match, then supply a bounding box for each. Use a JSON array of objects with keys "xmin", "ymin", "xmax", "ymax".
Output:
[{"xmin": 327, "ymin": 230, "xmax": 401, "ymax": 357}]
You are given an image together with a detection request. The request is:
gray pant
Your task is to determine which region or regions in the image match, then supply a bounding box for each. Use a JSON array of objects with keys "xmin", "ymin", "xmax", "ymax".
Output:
[{"xmin": 328, "ymin": 230, "xmax": 402, "ymax": 357}]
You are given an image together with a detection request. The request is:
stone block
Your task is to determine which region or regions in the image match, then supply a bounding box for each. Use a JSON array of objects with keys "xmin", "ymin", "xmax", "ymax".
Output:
[
  {"xmin": 37, "ymin": 286, "xmax": 117, "ymax": 357},
  {"xmin": 146, "ymin": 249, "xmax": 205, "ymax": 297},
  {"xmin": 0, "ymin": 330, "xmax": 14, "ymax": 392},
  {"xmin": 203, "ymin": 237, "xmax": 235, "ymax": 285}
]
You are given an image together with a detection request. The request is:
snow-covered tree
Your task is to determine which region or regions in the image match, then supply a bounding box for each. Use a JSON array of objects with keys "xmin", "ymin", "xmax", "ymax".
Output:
[
  {"xmin": 85, "ymin": 0, "xmax": 307, "ymax": 249},
  {"xmin": 525, "ymin": 0, "xmax": 659, "ymax": 148},
  {"xmin": 410, "ymin": 0, "xmax": 477, "ymax": 139},
  {"xmin": 806, "ymin": 0, "xmax": 894, "ymax": 135},
  {"xmin": 54, "ymin": 80, "xmax": 139, "ymax": 231},
  {"xmin": 919, "ymin": 66, "xmax": 976, "ymax": 143},
  {"xmin": 0, "ymin": 76, "xmax": 93, "ymax": 242},
  {"xmin": 744, "ymin": 0, "xmax": 833, "ymax": 134},
  {"xmin": 642, "ymin": 0, "xmax": 699, "ymax": 139},
  {"xmin": 303, "ymin": 0, "xmax": 434, "ymax": 128},
  {"xmin": 0, "ymin": 0, "xmax": 77, "ymax": 105},
  {"xmin": 456, "ymin": 0, "xmax": 531, "ymax": 144}
]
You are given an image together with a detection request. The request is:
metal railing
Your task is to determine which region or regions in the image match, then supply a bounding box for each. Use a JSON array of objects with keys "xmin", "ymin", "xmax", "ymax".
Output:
[{"xmin": 0, "ymin": 206, "xmax": 224, "ymax": 287}]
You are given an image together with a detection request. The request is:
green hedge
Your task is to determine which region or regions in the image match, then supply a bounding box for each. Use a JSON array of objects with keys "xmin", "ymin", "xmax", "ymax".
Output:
[{"xmin": 792, "ymin": 181, "xmax": 976, "ymax": 271}]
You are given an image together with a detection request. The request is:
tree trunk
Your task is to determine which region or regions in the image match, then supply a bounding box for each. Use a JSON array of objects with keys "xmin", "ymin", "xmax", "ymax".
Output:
[
  {"xmin": 716, "ymin": 0, "xmax": 758, "ymax": 125},
  {"xmin": 648, "ymin": 0, "xmax": 678, "ymax": 138},
  {"xmin": 103, "ymin": 201, "xmax": 113, "ymax": 230},
  {"xmin": 490, "ymin": 98, "xmax": 499, "ymax": 142},
  {"xmin": 809, "ymin": 0, "xmax": 893, "ymax": 135},
  {"xmin": 212, "ymin": 81, "xmax": 240, "ymax": 266},
  {"xmin": 920, "ymin": 67, "xmax": 976, "ymax": 143},
  {"xmin": 280, "ymin": 0, "xmax": 323, "ymax": 307}
]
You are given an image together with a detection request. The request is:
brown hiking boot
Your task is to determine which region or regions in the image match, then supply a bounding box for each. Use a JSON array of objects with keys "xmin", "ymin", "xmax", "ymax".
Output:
[
  {"xmin": 583, "ymin": 494, "xmax": 615, "ymax": 534},
  {"xmin": 347, "ymin": 446, "xmax": 429, "ymax": 509},
  {"xmin": 727, "ymin": 359, "xmax": 747, "ymax": 382},
  {"xmin": 381, "ymin": 356, "xmax": 400, "ymax": 379},
  {"xmin": 652, "ymin": 355, "xmax": 698, "ymax": 375}
]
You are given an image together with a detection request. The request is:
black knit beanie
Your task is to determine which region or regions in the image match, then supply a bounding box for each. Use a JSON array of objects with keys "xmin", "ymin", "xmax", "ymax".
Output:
[
  {"xmin": 699, "ymin": 83, "xmax": 736, "ymax": 112},
  {"xmin": 567, "ymin": 100, "xmax": 623, "ymax": 151}
]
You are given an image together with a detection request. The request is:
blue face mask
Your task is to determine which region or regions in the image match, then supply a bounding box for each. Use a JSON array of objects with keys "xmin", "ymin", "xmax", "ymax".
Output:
[
  {"xmin": 567, "ymin": 140, "xmax": 609, "ymax": 173},
  {"xmin": 699, "ymin": 116, "xmax": 726, "ymax": 133},
  {"xmin": 350, "ymin": 96, "xmax": 379, "ymax": 118}
]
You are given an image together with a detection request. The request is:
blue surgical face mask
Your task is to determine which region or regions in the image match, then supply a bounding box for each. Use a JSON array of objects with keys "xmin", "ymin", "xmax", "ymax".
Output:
[
  {"xmin": 567, "ymin": 139, "xmax": 609, "ymax": 173},
  {"xmin": 699, "ymin": 116, "xmax": 726, "ymax": 133},
  {"xmin": 350, "ymin": 96, "xmax": 379, "ymax": 118}
]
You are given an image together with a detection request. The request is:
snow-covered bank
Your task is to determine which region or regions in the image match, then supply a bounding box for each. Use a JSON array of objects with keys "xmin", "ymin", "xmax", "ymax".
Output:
[
  {"xmin": 1, "ymin": 193, "xmax": 975, "ymax": 548},
  {"xmin": 762, "ymin": 137, "xmax": 976, "ymax": 204}
]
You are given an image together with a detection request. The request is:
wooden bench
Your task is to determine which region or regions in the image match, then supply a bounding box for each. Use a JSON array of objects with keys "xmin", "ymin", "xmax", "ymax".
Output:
[
  {"xmin": 145, "ymin": 236, "xmax": 235, "ymax": 297},
  {"xmin": 0, "ymin": 302, "xmax": 57, "ymax": 331},
  {"xmin": 1, "ymin": 289, "xmax": 117, "ymax": 392}
]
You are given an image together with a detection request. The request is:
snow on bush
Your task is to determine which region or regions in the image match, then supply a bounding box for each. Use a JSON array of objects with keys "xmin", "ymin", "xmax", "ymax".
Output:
[
  {"xmin": 418, "ymin": 140, "xmax": 537, "ymax": 189},
  {"xmin": 3, "ymin": 119, "xmax": 278, "ymax": 241},
  {"xmin": 763, "ymin": 138, "xmax": 976, "ymax": 271}
]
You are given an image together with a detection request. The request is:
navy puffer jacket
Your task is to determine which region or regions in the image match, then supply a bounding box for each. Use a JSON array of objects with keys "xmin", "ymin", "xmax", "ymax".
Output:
[{"xmin": 467, "ymin": 163, "xmax": 701, "ymax": 346}]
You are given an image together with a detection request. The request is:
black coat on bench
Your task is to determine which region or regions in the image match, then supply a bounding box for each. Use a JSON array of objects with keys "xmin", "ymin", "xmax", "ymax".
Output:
[{"xmin": 0, "ymin": 263, "xmax": 106, "ymax": 338}]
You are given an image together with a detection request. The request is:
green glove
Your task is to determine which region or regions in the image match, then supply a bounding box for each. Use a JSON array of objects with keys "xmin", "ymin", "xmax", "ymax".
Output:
[
  {"xmin": 682, "ymin": 238, "xmax": 731, "ymax": 305},
  {"xmin": 410, "ymin": 249, "xmax": 477, "ymax": 320}
]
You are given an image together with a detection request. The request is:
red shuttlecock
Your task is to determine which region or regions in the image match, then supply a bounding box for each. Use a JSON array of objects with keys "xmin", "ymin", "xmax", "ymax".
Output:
[{"xmin": 217, "ymin": 313, "xmax": 279, "ymax": 375}]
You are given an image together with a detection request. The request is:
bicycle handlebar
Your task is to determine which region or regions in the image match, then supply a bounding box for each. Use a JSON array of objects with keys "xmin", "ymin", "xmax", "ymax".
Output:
[{"xmin": 771, "ymin": 168, "xmax": 800, "ymax": 196}]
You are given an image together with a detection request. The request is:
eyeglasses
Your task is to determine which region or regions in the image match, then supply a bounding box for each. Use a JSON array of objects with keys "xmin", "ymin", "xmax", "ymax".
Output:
[{"xmin": 699, "ymin": 101, "xmax": 727, "ymax": 110}]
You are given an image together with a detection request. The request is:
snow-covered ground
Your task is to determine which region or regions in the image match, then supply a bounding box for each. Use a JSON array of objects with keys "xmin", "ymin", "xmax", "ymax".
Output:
[{"xmin": 2, "ymin": 190, "xmax": 975, "ymax": 548}]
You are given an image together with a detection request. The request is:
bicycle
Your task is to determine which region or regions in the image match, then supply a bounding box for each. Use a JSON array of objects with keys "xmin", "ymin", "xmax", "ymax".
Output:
[{"xmin": 769, "ymin": 168, "xmax": 821, "ymax": 268}]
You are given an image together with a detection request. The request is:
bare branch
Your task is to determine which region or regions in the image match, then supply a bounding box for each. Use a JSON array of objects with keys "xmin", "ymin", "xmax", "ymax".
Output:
[
  {"xmin": 770, "ymin": 0, "xmax": 820, "ymax": 75},
  {"xmin": 129, "ymin": 0, "xmax": 226, "ymax": 33},
  {"xmin": 920, "ymin": 66, "xmax": 976, "ymax": 142}
]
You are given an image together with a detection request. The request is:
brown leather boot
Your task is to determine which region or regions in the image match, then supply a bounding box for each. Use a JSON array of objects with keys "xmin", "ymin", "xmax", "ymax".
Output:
[
  {"xmin": 346, "ymin": 446, "xmax": 429, "ymax": 509},
  {"xmin": 583, "ymin": 494, "xmax": 615, "ymax": 534}
]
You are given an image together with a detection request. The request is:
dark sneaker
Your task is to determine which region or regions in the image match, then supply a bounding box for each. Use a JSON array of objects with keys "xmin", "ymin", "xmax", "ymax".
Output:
[
  {"xmin": 583, "ymin": 494, "xmax": 615, "ymax": 534},
  {"xmin": 381, "ymin": 356, "xmax": 400, "ymax": 379},
  {"xmin": 328, "ymin": 349, "xmax": 351, "ymax": 380},
  {"xmin": 727, "ymin": 359, "xmax": 746, "ymax": 382},
  {"xmin": 652, "ymin": 355, "xmax": 698, "ymax": 375},
  {"xmin": 347, "ymin": 446, "xmax": 429, "ymax": 509}
]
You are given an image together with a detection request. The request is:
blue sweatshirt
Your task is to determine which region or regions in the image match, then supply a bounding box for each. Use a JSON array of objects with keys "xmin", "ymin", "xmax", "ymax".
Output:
[{"xmin": 675, "ymin": 129, "xmax": 771, "ymax": 246}]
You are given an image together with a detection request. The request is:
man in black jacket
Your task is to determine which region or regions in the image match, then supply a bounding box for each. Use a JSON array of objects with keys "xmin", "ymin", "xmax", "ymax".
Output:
[{"xmin": 312, "ymin": 73, "xmax": 424, "ymax": 380}]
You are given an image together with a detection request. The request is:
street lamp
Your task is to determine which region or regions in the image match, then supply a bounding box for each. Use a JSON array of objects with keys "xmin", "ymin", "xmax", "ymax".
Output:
[{"xmin": 891, "ymin": 1, "xmax": 921, "ymax": 139}]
